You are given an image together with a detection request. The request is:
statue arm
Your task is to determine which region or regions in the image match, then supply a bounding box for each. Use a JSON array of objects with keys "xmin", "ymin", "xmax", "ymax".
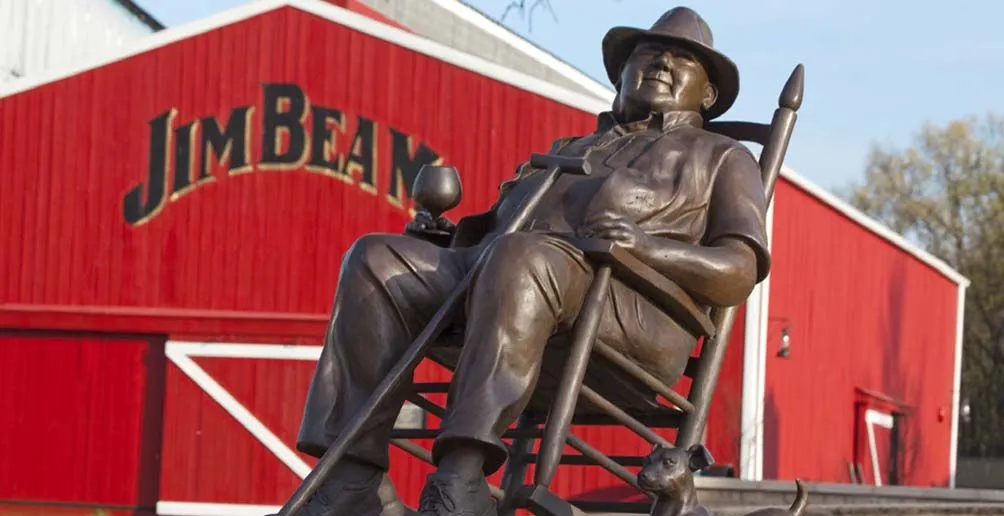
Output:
[
  {"xmin": 630, "ymin": 147, "xmax": 770, "ymax": 307},
  {"xmin": 631, "ymin": 236, "xmax": 760, "ymax": 308}
]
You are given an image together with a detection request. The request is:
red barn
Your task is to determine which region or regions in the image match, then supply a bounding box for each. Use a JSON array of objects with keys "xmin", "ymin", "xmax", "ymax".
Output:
[{"xmin": 0, "ymin": 1, "xmax": 967, "ymax": 515}]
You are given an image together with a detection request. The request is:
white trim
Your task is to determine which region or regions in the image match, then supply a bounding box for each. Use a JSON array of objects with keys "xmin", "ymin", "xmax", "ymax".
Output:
[
  {"xmin": 0, "ymin": 0, "xmax": 610, "ymax": 115},
  {"xmin": 739, "ymin": 287, "xmax": 763, "ymax": 481},
  {"xmin": 157, "ymin": 501, "xmax": 281, "ymax": 516},
  {"xmin": 757, "ymin": 200, "xmax": 775, "ymax": 478},
  {"xmin": 425, "ymin": 0, "xmax": 616, "ymax": 102},
  {"xmin": 864, "ymin": 408, "xmax": 895, "ymax": 487},
  {"xmin": 756, "ymin": 200, "xmax": 775, "ymax": 477},
  {"xmin": 739, "ymin": 200, "xmax": 774, "ymax": 481},
  {"xmin": 158, "ymin": 342, "xmax": 428, "ymax": 513},
  {"xmin": 948, "ymin": 283, "xmax": 968, "ymax": 488},
  {"xmin": 164, "ymin": 341, "xmax": 314, "ymax": 479},
  {"xmin": 167, "ymin": 341, "xmax": 322, "ymax": 360},
  {"xmin": 778, "ymin": 168, "xmax": 969, "ymax": 288}
]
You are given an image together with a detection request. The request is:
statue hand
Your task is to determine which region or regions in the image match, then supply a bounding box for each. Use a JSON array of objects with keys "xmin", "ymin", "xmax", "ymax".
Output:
[
  {"xmin": 405, "ymin": 209, "xmax": 456, "ymax": 238},
  {"xmin": 578, "ymin": 214, "xmax": 651, "ymax": 251}
]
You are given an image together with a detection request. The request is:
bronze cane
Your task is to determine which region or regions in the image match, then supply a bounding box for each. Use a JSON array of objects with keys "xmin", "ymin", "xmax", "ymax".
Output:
[{"xmin": 276, "ymin": 153, "xmax": 591, "ymax": 516}]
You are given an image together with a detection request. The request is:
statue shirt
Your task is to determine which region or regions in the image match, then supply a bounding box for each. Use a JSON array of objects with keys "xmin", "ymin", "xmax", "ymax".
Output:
[{"xmin": 488, "ymin": 109, "xmax": 772, "ymax": 282}]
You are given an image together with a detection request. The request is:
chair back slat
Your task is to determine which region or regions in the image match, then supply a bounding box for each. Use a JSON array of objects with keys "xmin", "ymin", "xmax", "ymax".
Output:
[
  {"xmin": 676, "ymin": 63, "xmax": 804, "ymax": 449},
  {"xmin": 704, "ymin": 121, "xmax": 771, "ymax": 146}
]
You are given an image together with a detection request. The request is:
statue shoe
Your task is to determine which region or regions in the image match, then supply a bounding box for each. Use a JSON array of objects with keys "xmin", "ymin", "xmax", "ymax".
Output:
[
  {"xmin": 417, "ymin": 472, "xmax": 497, "ymax": 516},
  {"xmin": 289, "ymin": 460, "xmax": 412, "ymax": 516},
  {"xmin": 377, "ymin": 472, "xmax": 420, "ymax": 516}
]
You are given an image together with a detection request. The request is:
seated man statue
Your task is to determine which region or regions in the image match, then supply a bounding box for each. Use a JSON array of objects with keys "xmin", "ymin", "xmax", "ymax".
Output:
[{"xmin": 294, "ymin": 6, "xmax": 770, "ymax": 516}]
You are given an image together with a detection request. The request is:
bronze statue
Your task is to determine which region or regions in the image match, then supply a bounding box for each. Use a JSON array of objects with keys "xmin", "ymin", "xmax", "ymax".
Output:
[{"xmin": 292, "ymin": 7, "xmax": 770, "ymax": 516}]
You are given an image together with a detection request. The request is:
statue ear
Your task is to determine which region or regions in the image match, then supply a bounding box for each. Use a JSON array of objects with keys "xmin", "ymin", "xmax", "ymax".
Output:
[
  {"xmin": 702, "ymin": 82, "xmax": 718, "ymax": 111},
  {"xmin": 651, "ymin": 441, "xmax": 666, "ymax": 453},
  {"xmin": 687, "ymin": 444, "xmax": 714, "ymax": 472}
]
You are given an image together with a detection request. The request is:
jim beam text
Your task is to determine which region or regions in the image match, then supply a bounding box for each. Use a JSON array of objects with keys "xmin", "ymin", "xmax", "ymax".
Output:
[{"xmin": 123, "ymin": 83, "xmax": 442, "ymax": 226}]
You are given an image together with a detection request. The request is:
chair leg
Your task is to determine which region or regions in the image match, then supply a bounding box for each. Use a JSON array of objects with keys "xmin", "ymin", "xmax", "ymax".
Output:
[
  {"xmin": 534, "ymin": 264, "xmax": 612, "ymax": 487},
  {"xmin": 677, "ymin": 307, "xmax": 739, "ymax": 448},
  {"xmin": 498, "ymin": 414, "xmax": 538, "ymax": 516}
]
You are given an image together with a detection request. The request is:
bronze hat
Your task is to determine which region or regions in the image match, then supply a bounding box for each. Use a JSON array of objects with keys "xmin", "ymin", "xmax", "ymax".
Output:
[{"xmin": 602, "ymin": 7, "xmax": 739, "ymax": 120}]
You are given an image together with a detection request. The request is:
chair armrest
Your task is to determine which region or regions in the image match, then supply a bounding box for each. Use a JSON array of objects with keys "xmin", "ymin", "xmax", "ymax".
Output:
[{"xmin": 569, "ymin": 237, "xmax": 716, "ymax": 338}]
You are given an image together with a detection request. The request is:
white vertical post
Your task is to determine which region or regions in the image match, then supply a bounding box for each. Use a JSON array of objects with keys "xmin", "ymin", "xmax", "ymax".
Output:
[{"xmin": 739, "ymin": 200, "xmax": 774, "ymax": 481}]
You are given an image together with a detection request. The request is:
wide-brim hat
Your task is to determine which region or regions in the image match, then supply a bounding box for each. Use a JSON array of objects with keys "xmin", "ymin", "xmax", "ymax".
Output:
[{"xmin": 602, "ymin": 7, "xmax": 739, "ymax": 120}]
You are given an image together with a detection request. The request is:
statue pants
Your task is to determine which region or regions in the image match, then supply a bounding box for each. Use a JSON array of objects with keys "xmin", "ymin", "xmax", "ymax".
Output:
[{"xmin": 296, "ymin": 232, "xmax": 692, "ymax": 475}]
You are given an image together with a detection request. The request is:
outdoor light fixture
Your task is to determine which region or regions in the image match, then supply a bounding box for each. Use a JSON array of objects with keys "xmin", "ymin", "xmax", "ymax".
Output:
[
  {"xmin": 777, "ymin": 327, "xmax": 791, "ymax": 358},
  {"xmin": 768, "ymin": 316, "xmax": 794, "ymax": 359},
  {"xmin": 961, "ymin": 397, "xmax": 972, "ymax": 424}
]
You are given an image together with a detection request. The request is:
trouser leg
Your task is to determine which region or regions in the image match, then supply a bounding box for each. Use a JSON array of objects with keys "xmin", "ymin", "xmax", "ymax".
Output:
[
  {"xmin": 433, "ymin": 233, "xmax": 595, "ymax": 474},
  {"xmin": 430, "ymin": 232, "xmax": 698, "ymax": 476},
  {"xmin": 297, "ymin": 233, "xmax": 472, "ymax": 469}
]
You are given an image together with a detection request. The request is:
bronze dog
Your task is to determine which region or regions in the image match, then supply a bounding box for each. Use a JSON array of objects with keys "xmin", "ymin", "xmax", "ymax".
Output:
[{"xmin": 637, "ymin": 444, "xmax": 808, "ymax": 516}]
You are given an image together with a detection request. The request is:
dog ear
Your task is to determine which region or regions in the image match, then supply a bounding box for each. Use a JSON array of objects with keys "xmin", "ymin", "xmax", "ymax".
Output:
[{"xmin": 687, "ymin": 444, "xmax": 714, "ymax": 471}]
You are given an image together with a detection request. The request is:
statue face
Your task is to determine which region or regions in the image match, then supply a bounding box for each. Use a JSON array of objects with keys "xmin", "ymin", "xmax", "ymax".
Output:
[{"xmin": 615, "ymin": 41, "xmax": 717, "ymax": 120}]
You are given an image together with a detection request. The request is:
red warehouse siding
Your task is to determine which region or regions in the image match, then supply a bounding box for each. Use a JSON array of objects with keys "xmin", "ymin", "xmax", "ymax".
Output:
[
  {"xmin": 0, "ymin": 334, "xmax": 164, "ymax": 509},
  {"xmin": 764, "ymin": 178, "xmax": 960, "ymax": 486}
]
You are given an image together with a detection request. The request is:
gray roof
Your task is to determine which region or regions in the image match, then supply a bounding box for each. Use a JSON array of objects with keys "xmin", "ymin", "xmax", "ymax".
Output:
[{"xmin": 357, "ymin": 0, "xmax": 615, "ymax": 103}]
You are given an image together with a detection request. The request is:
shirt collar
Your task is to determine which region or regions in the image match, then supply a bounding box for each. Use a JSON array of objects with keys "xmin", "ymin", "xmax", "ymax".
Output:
[{"xmin": 595, "ymin": 110, "xmax": 704, "ymax": 135}]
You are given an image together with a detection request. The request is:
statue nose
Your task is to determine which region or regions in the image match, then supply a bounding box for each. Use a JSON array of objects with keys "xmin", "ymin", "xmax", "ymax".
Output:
[{"xmin": 650, "ymin": 55, "xmax": 672, "ymax": 73}]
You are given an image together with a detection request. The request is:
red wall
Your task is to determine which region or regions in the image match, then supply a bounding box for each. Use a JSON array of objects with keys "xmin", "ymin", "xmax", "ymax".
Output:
[
  {"xmin": 0, "ymin": 4, "xmax": 749, "ymax": 509},
  {"xmin": 765, "ymin": 179, "xmax": 959, "ymax": 486},
  {"xmin": 0, "ymin": 334, "xmax": 164, "ymax": 511}
]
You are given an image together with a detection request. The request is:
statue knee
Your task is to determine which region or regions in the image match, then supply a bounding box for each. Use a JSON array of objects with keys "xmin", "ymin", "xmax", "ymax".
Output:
[
  {"xmin": 481, "ymin": 233, "xmax": 556, "ymax": 283},
  {"xmin": 342, "ymin": 233, "xmax": 403, "ymax": 278}
]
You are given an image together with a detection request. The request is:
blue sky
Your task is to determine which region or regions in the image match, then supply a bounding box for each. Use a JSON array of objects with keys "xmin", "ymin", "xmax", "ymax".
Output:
[{"xmin": 134, "ymin": 0, "xmax": 1004, "ymax": 190}]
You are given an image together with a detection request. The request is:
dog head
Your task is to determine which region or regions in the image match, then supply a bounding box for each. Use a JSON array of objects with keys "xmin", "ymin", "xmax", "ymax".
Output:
[{"xmin": 637, "ymin": 443, "xmax": 715, "ymax": 495}]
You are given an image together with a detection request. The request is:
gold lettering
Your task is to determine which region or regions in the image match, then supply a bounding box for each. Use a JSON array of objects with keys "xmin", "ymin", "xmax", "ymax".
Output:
[
  {"xmin": 123, "ymin": 86, "xmax": 446, "ymax": 226},
  {"xmin": 197, "ymin": 106, "xmax": 254, "ymax": 178},
  {"xmin": 123, "ymin": 109, "xmax": 178, "ymax": 226},
  {"xmin": 259, "ymin": 83, "xmax": 311, "ymax": 171},
  {"xmin": 345, "ymin": 116, "xmax": 378, "ymax": 195},
  {"xmin": 169, "ymin": 120, "xmax": 201, "ymax": 202},
  {"xmin": 306, "ymin": 106, "xmax": 350, "ymax": 183}
]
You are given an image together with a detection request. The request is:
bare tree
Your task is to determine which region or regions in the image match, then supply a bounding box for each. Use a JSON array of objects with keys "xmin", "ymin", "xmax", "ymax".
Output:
[{"xmin": 499, "ymin": 0, "xmax": 558, "ymax": 31}]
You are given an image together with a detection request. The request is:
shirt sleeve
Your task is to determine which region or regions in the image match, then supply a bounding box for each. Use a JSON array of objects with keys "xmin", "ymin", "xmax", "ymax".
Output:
[{"xmin": 703, "ymin": 145, "xmax": 772, "ymax": 282}]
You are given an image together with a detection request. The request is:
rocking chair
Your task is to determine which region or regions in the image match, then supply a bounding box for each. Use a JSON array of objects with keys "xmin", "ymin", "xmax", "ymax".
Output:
[{"xmin": 280, "ymin": 63, "xmax": 804, "ymax": 516}]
